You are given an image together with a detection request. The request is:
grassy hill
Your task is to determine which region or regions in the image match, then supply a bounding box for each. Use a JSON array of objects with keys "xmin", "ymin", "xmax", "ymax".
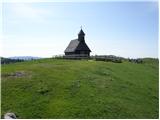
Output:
[{"xmin": 1, "ymin": 58, "xmax": 159, "ymax": 118}]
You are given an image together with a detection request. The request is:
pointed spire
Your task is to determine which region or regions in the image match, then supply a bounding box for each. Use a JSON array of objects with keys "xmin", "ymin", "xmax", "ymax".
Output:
[
  {"xmin": 78, "ymin": 26, "xmax": 85, "ymax": 41},
  {"xmin": 78, "ymin": 26, "xmax": 85, "ymax": 35}
]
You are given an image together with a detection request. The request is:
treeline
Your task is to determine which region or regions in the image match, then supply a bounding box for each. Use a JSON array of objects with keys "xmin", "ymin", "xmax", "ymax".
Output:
[{"xmin": 1, "ymin": 57, "xmax": 25, "ymax": 64}]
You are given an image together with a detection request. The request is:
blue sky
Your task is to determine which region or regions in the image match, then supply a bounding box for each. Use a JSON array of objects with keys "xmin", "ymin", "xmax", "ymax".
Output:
[{"xmin": 2, "ymin": 1, "xmax": 158, "ymax": 58}]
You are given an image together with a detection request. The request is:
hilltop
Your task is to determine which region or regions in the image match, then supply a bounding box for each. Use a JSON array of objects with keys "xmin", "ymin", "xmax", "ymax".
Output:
[{"xmin": 1, "ymin": 58, "xmax": 159, "ymax": 118}]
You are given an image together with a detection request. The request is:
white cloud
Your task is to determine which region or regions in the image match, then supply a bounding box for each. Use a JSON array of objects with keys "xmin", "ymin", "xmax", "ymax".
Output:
[
  {"xmin": 1, "ymin": 35, "xmax": 67, "ymax": 57},
  {"xmin": 7, "ymin": 3, "xmax": 51, "ymax": 23}
]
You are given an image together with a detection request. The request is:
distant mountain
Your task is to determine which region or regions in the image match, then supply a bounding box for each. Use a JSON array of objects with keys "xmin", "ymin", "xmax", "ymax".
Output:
[{"xmin": 8, "ymin": 56, "xmax": 42, "ymax": 60}]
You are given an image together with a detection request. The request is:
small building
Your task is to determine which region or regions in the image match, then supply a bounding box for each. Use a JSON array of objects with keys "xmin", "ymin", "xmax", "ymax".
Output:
[{"xmin": 64, "ymin": 29, "xmax": 91, "ymax": 57}]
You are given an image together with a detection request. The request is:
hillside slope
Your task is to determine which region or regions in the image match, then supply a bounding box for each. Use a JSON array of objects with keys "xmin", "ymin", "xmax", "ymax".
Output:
[{"xmin": 1, "ymin": 58, "xmax": 159, "ymax": 118}]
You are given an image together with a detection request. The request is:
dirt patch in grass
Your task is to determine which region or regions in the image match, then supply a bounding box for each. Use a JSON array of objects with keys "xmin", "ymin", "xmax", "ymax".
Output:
[{"xmin": 2, "ymin": 71, "xmax": 30, "ymax": 78}]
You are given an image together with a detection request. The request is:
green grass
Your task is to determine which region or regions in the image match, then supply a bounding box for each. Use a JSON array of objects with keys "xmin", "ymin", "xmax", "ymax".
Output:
[{"xmin": 1, "ymin": 58, "xmax": 159, "ymax": 118}]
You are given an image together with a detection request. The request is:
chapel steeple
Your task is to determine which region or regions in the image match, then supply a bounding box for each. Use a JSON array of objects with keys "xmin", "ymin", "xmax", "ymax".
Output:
[{"xmin": 78, "ymin": 28, "xmax": 85, "ymax": 42}]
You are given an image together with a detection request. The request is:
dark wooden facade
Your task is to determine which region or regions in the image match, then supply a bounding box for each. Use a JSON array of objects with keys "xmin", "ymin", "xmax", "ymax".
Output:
[{"xmin": 64, "ymin": 29, "xmax": 91, "ymax": 56}]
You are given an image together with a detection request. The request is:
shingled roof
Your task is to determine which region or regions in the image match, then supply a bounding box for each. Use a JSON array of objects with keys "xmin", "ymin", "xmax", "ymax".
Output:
[{"xmin": 64, "ymin": 39, "xmax": 91, "ymax": 53}]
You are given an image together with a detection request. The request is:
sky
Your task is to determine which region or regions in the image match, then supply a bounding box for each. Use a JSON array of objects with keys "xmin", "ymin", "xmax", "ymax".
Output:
[{"xmin": 1, "ymin": 1, "xmax": 159, "ymax": 58}]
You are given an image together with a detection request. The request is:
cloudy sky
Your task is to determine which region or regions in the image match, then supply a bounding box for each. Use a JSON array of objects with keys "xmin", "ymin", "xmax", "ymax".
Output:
[{"xmin": 1, "ymin": 0, "xmax": 158, "ymax": 58}]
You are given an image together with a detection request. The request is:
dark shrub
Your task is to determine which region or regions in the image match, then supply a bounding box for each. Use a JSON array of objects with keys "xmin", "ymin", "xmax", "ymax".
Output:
[{"xmin": 128, "ymin": 58, "xmax": 143, "ymax": 64}]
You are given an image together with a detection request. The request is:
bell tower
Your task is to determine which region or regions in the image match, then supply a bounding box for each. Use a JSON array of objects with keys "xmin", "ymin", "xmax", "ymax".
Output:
[{"xmin": 78, "ymin": 27, "xmax": 85, "ymax": 42}]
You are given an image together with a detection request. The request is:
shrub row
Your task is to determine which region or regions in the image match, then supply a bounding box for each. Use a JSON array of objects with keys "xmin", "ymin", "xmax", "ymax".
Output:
[
  {"xmin": 128, "ymin": 58, "xmax": 143, "ymax": 64},
  {"xmin": 94, "ymin": 55, "xmax": 123, "ymax": 63},
  {"xmin": 1, "ymin": 57, "xmax": 24, "ymax": 64}
]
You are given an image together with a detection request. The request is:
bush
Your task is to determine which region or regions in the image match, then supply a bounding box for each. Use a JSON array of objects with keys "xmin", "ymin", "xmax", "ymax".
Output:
[
  {"xmin": 95, "ymin": 55, "xmax": 122, "ymax": 63},
  {"xmin": 128, "ymin": 58, "xmax": 143, "ymax": 64}
]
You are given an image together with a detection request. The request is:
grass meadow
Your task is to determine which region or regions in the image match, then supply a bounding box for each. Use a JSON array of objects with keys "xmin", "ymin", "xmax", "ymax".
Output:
[{"xmin": 1, "ymin": 58, "xmax": 159, "ymax": 118}]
